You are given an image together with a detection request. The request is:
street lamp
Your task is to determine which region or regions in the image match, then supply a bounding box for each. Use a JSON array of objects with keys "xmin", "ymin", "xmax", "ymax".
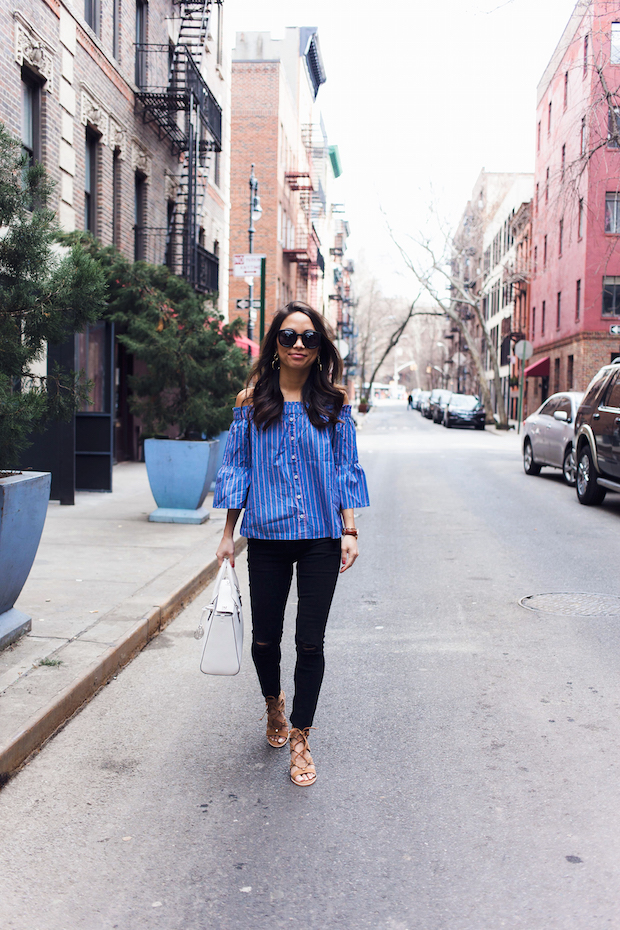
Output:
[{"xmin": 247, "ymin": 164, "xmax": 262, "ymax": 342}]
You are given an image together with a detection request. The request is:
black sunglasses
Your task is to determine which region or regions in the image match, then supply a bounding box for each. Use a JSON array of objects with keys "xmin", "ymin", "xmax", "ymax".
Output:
[{"xmin": 277, "ymin": 328, "xmax": 321, "ymax": 349}]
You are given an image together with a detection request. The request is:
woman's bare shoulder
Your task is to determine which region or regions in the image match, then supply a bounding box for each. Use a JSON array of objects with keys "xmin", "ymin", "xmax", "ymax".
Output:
[{"xmin": 235, "ymin": 387, "xmax": 254, "ymax": 407}]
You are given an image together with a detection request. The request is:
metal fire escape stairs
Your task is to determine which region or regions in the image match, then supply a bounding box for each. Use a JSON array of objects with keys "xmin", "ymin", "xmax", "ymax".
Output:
[{"xmin": 135, "ymin": 1, "xmax": 223, "ymax": 292}]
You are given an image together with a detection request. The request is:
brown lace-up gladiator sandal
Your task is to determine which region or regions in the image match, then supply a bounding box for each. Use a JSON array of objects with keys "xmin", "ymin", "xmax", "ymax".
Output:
[
  {"xmin": 264, "ymin": 691, "xmax": 289, "ymax": 747},
  {"xmin": 289, "ymin": 727, "xmax": 317, "ymax": 787}
]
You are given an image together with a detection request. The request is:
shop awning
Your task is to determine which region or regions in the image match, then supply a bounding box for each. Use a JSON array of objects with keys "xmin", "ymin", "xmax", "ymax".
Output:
[
  {"xmin": 234, "ymin": 334, "xmax": 260, "ymax": 358},
  {"xmin": 524, "ymin": 356, "xmax": 550, "ymax": 378}
]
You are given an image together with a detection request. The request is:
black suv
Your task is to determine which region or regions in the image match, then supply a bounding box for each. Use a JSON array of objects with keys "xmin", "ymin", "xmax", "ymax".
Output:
[{"xmin": 574, "ymin": 358, "xmax": 620, "ymax": 505}]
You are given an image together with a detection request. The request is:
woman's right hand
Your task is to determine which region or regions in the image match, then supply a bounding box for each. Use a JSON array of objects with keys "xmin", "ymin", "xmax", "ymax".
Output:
[{"xmin": 216, "ymin": 534, "xmax": 235, "ymax": 567}]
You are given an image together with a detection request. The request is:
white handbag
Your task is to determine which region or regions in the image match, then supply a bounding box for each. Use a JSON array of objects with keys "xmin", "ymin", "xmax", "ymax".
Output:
[{"xmin": 195, "ymin": 558, "xmax": 244, "ymax": 675}]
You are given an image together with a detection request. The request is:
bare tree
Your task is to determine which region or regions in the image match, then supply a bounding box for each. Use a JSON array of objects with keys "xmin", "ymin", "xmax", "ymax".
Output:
[{"xmin": 385, "ymin": 215, "xmax": 509, "ymax": 426}]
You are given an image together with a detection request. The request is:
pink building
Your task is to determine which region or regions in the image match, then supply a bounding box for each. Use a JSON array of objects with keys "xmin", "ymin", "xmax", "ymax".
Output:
[{"xmin": 528, "ymin": 0, "xmax": 620, "ymax": 406}]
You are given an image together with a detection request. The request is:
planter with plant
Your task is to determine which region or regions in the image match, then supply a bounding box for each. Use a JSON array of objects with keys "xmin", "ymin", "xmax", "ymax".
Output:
[
  {"xmin": 0, "ymin": 125, "xmax": 106, "ymax": 647},
  {"xmin": 81, "ymin": 243, "xmax": 247, "ymax": 523}
]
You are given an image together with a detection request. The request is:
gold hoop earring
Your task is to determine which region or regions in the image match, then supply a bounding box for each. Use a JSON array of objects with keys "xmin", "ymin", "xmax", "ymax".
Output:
[
  {"xmin": 317, "ymin": 356, "xmax": 323, "ymax": 371},
  {"xmin": 272, "ymin": 352, "xmax": 280, "ymax": 371}
]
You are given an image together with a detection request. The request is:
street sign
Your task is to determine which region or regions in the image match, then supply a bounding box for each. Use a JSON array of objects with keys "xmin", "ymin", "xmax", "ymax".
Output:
[
  {"xmin": 514, "ymin": 339, "xmax": 534, "ymax": 361},
  {"xmin": 610, "ymin": 324, "xmax": 620, "ymax": 335},
  {"xmin": 233, "ymin": 254, "xmax": 265, "ymax": 277},
  {"xmin": 236, "ymin": 299, "xmax": 261, "ymax": 310},
  {"xmin": 335, "ymin": 339, "xmax": 350, "ymax": 359}
]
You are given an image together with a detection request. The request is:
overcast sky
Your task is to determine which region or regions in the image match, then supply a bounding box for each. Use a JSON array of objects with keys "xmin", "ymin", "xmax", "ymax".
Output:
[{"xmin": 226, "ymin": 0, "xmax": 578, "ymax": 296}]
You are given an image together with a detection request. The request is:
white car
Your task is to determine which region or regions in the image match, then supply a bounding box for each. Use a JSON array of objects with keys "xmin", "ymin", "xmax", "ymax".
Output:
[{"xmin": 522, "ymin": 391, "xmax": 585, "ymax": 485}]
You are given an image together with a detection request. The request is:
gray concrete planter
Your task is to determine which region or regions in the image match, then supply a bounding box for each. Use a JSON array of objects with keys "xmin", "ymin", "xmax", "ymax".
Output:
[{"xmin": 0, "ymin": 471, "xmax": 51, "ymax": 650}]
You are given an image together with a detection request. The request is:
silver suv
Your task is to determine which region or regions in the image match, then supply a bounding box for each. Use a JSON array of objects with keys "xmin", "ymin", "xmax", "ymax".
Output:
[{"xmin": 574, "ymin": 359, "xmax": 620, "ymax": 505}]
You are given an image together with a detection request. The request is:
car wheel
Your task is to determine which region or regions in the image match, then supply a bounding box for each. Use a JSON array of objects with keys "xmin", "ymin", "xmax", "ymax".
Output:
[
  {"xmin": 562, "ymin": 446, "xmax": 577, "ymax": 486},
  {"xmin": 475, "ymin": 423, "xmax": 484, "ymax": 430},
  {"xmin": 523, "ymin": 439, "xmax": 541, "ymax": 475},
  {"xmin": 576, "ymin": 445, "xmax": 607, "ymax": 505}
]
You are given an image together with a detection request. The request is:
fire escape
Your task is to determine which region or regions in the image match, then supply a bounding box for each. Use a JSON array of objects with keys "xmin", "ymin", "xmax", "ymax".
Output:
[{"xmin": 135, "ymin": 1, "xmax": 222, "ymax": 293}]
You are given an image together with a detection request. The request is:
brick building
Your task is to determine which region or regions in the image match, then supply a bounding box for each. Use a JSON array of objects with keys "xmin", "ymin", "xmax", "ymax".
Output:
[
  {"xmin": 528, "ymin": 0, "xmax": 620, "ymax": 405},
  {"xmin": 451, "ymin": 171, "xmax": 532, "ymax": 411},
  {"xmin": 229, "ymin": 28, "xmax": 348, "ymax": 340},
  {"xmin": 2, "ymin": 0, "xmax": 230, "ymax": 486}
]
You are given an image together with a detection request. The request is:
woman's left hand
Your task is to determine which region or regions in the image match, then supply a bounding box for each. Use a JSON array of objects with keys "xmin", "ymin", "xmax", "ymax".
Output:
[{"xmin": 340, "ymin": 535, "xmax": 359, "ymax": 573}]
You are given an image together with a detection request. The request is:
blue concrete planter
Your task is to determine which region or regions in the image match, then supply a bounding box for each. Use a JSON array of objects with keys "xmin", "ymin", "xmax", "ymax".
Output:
[
  {"xmin": 210, "ymin": 430, "xmax": 229, "ymax": 491},
  {"xmin": 144, "ymin": 438, "xmax": 219, "ymax": 524},
  {"xmin": 0, "ymin": 471, "xmax": 51, "ymax": 650}
]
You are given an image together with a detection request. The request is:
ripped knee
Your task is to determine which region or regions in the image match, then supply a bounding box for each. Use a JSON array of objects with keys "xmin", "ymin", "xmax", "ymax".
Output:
[
  {"xmin": 253, "ymin": 640, "xmax": 277, "ymax": 655},
  {"xmin": 296, "ymin": 640, "xmax": 322, "ymax": 656}
]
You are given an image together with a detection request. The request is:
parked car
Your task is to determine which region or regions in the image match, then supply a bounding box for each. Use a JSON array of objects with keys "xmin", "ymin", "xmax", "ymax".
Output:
[
  {"xmin": 428, "ymin": 388, "xmax": 452, "ymax": 422},
  {"xmin": 522, "ymin": 390, "xmax": 584, "ymax": 485},
  {"xmin": 419, "ymin": 391, "xmax": 432, "ymax": 417},
  {"xmin": 443, "ymin": 393, "xmax": 486, "ymax": 429},
  {"xmin": 573, "ymin": 358, "xmax": 620, "ymax": 504}
]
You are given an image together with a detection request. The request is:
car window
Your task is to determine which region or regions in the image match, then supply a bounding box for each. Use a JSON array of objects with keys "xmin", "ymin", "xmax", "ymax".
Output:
[
  {"xmin": 450, "ymin": 395, "xmax": 478, "ymax": 410},
  {"xmin": 539, "ymin": 398, "xmax": 558, "ymax": 417},
  {"xmin": 556, "ymin": 397, "xmax": 572, "ymax": 416},
  {"xmin": 603, "ymin": 372, "xmax": 620, "ymax": 409}
]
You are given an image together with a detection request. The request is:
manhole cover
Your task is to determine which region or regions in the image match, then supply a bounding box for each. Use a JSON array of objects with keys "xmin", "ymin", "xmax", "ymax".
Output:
[{"xmin": 519, "ymin": 593, "xmax": 620, "ymax": 617}]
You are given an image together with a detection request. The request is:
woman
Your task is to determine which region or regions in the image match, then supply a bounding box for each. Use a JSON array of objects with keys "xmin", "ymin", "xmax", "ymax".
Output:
[{"xmin": 213, "ymin": 301, "xmax": 369, "ymax": 787}]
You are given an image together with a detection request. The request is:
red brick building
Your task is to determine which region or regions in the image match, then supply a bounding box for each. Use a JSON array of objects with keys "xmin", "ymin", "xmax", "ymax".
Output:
[
  {"xmin": 529, "ymin": 0, "xmax": 620, "ymax": 403},
  {"xmin": 229, "ymin": 28, "xmax": 330, "ymax": 339}
]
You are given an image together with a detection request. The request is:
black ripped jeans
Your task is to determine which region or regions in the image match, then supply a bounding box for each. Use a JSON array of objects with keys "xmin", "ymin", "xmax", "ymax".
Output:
[{"xmin": 247, "ymin": 537, "xmax": 341, "ymax": 730}]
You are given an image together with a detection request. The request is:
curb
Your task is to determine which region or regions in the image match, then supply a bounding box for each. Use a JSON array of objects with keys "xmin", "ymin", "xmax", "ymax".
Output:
[{"xmin": 0, "ymin": 537, "xmax": 247, "ymax": 784}]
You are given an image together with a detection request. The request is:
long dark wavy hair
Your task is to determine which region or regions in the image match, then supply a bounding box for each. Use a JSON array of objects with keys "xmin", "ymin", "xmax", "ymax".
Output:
[{"xmin": 247, "ymin": 302, "xmax": 344, "ymax": 430}]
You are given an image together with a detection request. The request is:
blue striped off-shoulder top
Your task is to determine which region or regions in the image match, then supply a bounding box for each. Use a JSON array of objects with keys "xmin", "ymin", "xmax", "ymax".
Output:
[{"xmin": 213, "ymin": 402, "xmax": 369, "ymax": 540}]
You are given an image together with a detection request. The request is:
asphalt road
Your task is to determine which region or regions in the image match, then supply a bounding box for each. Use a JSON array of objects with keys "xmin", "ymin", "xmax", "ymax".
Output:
[{"xmin": 2, "ymin": 403, "xmax": 620, "ymax": 930}]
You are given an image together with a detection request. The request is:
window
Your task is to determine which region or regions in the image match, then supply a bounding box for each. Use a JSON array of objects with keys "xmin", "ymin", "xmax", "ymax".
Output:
[
  {"xmin": 543, "ymin": 234, "xmax": 547, "ymax": 269},
  {"xmin": 559, "ymin": 218, "xmax": 563, "ymax": 256},
  {"xmin": 215, "ymin": 1, "xmax": 223, "ymax": 65},
  {"xmin": 567, "ymin": 355, "xmax": 574, "ymax": 389},
  {"xmin": 532, "ymin": 306, "xmax": 536, "ymax": 338},
  {"xmin": 534, "ymin": 245, "xmax": 538, "ymax": 274},
  {"xmin": 605, "ymin": 192, "xmax": 620, "ymax": 232},
  {"xmin": 578, "ymin": 197, "xmax": 585, "ymax": 237},
  {"xmin": 213, "ymin": 150, "xmax": 220, "ymax": 188},
  {"xmin": 584, "ymin": 33, "xmax": 589, "ymax": 75},
  {"xmin": 548, "ymin": 101, "xmax": 552, "ymax": 134},
  {"xmin": 76, "ymin": 322, "xmax": 106, "ymax": 411},
  {"xmin": 84, "ymin": 0, "xmax": 99, "ymax": 35},
  {"xmin": 135, "ymin": 0, "xmax": 147, "ymax": 88},
  {"xmin": 603, "ymin": 276, "xmax": 620, "ymax": 315},
  {"xmin": 554, "ymin": 357, "xmax": 560, "ymax": 393},
  {"xmin": 535, "ymin": 182, "xmax": 539, "ymax": 214},
  {"xmin": 21, "ymin": 74, "xmax": 40, "ymax": 169},
  {"xmin": 112, "ymin": 150, "xmax": 121, "ymax": 246},
  {"xmin": 113, "ymin": 0, "xmax": 120, "ymax": 58},
  {"xmin": 542, "ymin": 300, "xmax": 546, "ymax": 334},
  {"xmin": 557, "ymin": 395, "xmax": 571, "ymax": 416},
  {"xmin": 576, "ymin": 279, "xmax": 581, "ymax": 321},
  {"xmin": 609, "ymin": 107, "xmax": 620, "ymax": 147},
  {"xmin": 557, "ymin": 291, "xmax": 562, "ymax": 329},
  {"xmin": 564, "ymin": 71, "xmax": 569, "ymax": 108},
  {"xmin": 604, "ymin": 372, "xmax": 620, "ymax": 408},
  {"xmin": 612, "ymin": 23, "xmax": 620, "ymax": 64},
  {"xmin": 537, "ymin": 121, "xmax": 541, "ymax": 152},
  {"xmin": 545, "ymin": 166, "xmax": 549, "ymax": 203},
  {"xmin": 561, "ymin": 143, "xmax": 566, "ymax": 178},
  {"xmin": 134, "ymin": 172, "xmax": 146, "ymax": 261},
  {"xmin": 84, "ymin": 130, "xmax": 98, "ymax": 233},
  {"xmin": 581, "ymin": 116, "xmax": 586, "ymax": 155},
  {"xmin": 540, "ymin": 397, "xmax": 558, "ymax": 417}
]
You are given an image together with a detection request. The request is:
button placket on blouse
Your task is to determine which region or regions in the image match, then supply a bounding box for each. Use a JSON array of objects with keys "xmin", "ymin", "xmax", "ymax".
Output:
[{"xmin": 288, "ymin": 409, "xmax": 306, "ymax": 530}]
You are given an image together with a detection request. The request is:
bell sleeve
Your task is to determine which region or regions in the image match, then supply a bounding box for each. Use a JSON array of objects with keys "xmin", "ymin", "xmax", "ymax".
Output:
[
  {"xmin": 333, "ymin": 405, "xmax": 370, "ymax": 510},
  {"xmin": 212, "ymin": 406, "xmax": 252, "ymax": 509}
]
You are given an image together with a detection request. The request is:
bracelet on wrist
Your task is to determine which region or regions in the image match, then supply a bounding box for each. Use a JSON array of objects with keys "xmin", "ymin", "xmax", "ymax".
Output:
[{"xmin": 342, "ymin": 527, "xmax": 358, "ymax": 538}]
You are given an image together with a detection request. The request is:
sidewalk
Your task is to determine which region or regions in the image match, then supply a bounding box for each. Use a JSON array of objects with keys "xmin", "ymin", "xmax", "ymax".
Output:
[{"xmin": 0, "ymin": 462, "xmax": 244, "ymax": 781}]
